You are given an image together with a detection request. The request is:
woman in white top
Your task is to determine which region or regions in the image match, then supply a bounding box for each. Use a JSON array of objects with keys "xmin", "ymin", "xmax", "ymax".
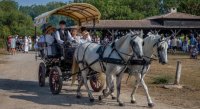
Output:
[
  {"xmin": 80, "ymin": 27, "xmax": 92, "ymax": 43},
  {"xmin": 71, "ymin": 28, "xmax": 81, "ymax": 44},
  {"xmin": 28, "ymin": 36, "xmax": 32, "ymax": 50},
  {"xmin": 24, "ymin": 36, "xmax": 29, "ymax": 53},
  {"xmin": 44, "ymin": 25, "xmax": 56, "ymax": 56}
]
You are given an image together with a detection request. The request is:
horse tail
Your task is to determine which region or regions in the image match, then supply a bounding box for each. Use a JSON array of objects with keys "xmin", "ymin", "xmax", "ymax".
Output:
[{"xmin": 71, "ymin": 55, "xmax": 79, "ymax": 85}]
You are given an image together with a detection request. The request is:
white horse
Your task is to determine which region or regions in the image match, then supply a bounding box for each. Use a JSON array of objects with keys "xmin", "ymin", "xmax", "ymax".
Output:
[
  {"xmin": 128, "ymin": 33, "xmax": 168, "ymax": 107},
  {"xmin": 72, "ymin": 31, "xmax": 144, "ymax": 103}
]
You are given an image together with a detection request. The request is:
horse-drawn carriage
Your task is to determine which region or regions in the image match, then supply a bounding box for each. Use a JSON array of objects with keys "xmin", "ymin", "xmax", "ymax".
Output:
[
  {"xmin": 34, "ymin": 3, "xmax": 105, "ymax": 94},
  {"xmin": 34, "ymin": 3, "xmax": 169, "ymax": 108}
]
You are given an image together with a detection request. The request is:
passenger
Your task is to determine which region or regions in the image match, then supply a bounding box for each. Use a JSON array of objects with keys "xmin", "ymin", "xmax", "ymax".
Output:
[
  {"xmin": 55, "ymin": 20, "xmax": 75, "ymax": 45},
  {"xmin": 71, "ymin": 28, "xmax": 81, "ymax": 44},
  {"xmin": 80, "ymin": 27, "xmax": 92, "ymax": 43},
  {"xmin": 44, "ymin": 25, "xmax": 56, "ymax": 56}
]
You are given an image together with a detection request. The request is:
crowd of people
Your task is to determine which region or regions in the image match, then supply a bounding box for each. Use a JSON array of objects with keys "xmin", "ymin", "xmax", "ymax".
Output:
[
  {"xmin": 168, "ymin": 33, "xmax": 200, "ymax": 58},
  {"xmin": 168, "ymin": 33, "xmax": 200, "ymax": 51},
  {"xmin": 7, "ymin": 20, "xmax": 200, "ymax": 59},
  {"xmin": 7, "ymin": 35, "xmax": 32, "ymax": 55}
]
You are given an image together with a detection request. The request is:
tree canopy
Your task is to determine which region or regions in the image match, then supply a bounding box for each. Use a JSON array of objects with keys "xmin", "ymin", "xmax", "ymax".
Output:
[
  {"xmin": 1, "ymin": 0, "xmax": 200, "ymax": 38},
  {"xmin": 0, "ymin": 0, "xmax": 34, "ymax": 38}
]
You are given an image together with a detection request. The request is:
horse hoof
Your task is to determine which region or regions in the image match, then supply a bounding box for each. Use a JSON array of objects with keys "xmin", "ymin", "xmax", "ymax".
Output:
[
  {"xmin": 98, "ymin": 96, "xmax": 102, "ymax": 101},
  {"xmin": 119, "ymin": 102, "xmax": 125, "ymax": 106},
  {"xmin": 112, "ymin": 96, "xmax": 116, "ymax": 100},
  {"xmin": 131, "ymin": 100, "xmax": 136, "ymax": 104},
  {"xmin": 76, "ymin": 95, "xmax": 81, "ymax": 99},
  {"xmin": 90, "ymin": 98, "xmax": 95, "ymax": 102},
  {"xmin": 148, "ymin": 103, "xmax": 155, "ymax": 108},
  {"xmin": 102, "ymin": 89, "xmax": 107, "ymax": 96}
]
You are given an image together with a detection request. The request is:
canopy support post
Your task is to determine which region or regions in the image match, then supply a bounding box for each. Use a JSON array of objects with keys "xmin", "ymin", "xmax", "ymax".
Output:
[
  {"xmin": 93, "ymin": 19, "xmax": 96, "ymax": 33},
  {"xmin": 34, "ymin": 26, "xmax": 37, "ymax": 42}
]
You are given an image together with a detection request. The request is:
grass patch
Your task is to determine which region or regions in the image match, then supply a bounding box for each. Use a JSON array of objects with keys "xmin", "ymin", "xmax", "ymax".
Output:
[{"xmin": 152, "ymin": 75, "xmax": 172, "ymax": 84}]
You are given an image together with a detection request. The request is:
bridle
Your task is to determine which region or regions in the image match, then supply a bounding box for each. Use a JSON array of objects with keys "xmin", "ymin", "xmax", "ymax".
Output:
[
  {"xmin": 142, "ymin": 37, "xmax": 167, "ymax": 62},
  {"xmin": 113, "ymin": 34, "xmax": 139, "ymax": 58},
  {"xmin": 153, "ymin": 37, "xmax": 167, "ymax": 62}
]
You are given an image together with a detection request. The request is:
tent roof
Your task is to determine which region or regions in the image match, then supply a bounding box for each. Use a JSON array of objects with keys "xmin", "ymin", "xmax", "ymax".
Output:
[
  {"xmin": 34, "ymin": 3, "xmax": 101, "ymax": 26},
  {"xmin": 146, "ymin": 12, "xmax": 200, "ymax": 20}
]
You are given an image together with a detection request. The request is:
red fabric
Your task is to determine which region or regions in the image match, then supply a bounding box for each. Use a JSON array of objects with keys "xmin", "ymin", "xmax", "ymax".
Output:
[{"xmin": 8, "ymin": 37, "xmax": 12, "ymax": 44}]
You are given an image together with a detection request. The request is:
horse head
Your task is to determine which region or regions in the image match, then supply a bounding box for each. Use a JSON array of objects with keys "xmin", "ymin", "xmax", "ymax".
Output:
[
  {"xmin": 154, "ymin": 34, "xmax": 168, "ymax": 64},
  {"xmin": 129, "ymin": 30, "xmax": 144, "ymax": 59}
]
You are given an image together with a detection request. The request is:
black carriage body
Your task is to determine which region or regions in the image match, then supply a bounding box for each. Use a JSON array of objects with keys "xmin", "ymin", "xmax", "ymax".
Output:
[{"xmin": 35, "ymin": 3, "xmax": 104, "ymax": 94}]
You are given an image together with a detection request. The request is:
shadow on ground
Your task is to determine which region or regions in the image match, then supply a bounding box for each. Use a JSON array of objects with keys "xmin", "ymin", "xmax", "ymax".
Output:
[
  {"xmin": 0, "ymin": 78, "xmax": 149, "ymax": 108},
  {"xmin": 0, "ymin": 78, "xmax": 96, "ymax": 107}
]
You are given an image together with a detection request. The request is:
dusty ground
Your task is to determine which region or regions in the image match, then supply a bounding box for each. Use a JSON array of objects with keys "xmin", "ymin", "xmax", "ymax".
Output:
[
  {"xmin": 0, "ymin": 52, "xmax": 198, "ymax": 109},
  {"xmin": 126, "ymin": 54, "xmax": 200, "ymax": 109}
]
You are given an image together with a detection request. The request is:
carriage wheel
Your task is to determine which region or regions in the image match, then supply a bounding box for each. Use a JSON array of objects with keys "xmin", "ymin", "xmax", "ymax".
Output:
[
  {"xmin": 90, "ymin": 72, "xmax": 105, "ymax": 92},
  {"xmin": 38, "ymin": 62, "xmax": 46, "ymax": 87},
  {"xmin": 49, "ymin": 66, "xmax": 63, "ymax": 95}
]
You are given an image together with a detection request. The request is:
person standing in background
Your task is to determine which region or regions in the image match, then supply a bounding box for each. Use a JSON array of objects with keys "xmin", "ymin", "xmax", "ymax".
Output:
[
  {"xmin": 24, "ymin": 36, "xmax": 29, "ymax": 53},
  {"xmin": 171, "ymin": 36, "xmax": 177, "ymax": 54},
  {"xmin": 10, "ymin": 36, "xmax": 16, "ymax": 55},
  {"xmin": 28, "ymin": 36, "xmax": 32, "ymax": 50},
  {"xmin": 182, "ymin": 36, "xmax": 189, "ymax": 52},
  {"xmin": 177, "ymin": 37, "xmax": 182, "ymax": 51},
  {"xmin": 7, "ymin": 36, "xmax": 12, "ymax": 54},
  {"xmin": 197, "ymin": 35, "xmax": 200, "ymax": 52},
  {"xmin": 190, "ymin": 34, "xmax": 197, "ymax": 46}
]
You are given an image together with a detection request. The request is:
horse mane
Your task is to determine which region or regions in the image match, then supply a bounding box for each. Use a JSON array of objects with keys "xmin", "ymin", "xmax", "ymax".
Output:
[
  {"xmin": 112, "ymin": 33, "xmax": 130, "ymax": 49},
  {"xmin": 144, "ymin": 34, "xmax": 161, "ymax": 44}
]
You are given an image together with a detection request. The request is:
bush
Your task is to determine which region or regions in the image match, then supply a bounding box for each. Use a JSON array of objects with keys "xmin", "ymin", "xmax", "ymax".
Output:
[{"xmin": 152, "ymin": 75, "xmax": 172, "ymax": 84}]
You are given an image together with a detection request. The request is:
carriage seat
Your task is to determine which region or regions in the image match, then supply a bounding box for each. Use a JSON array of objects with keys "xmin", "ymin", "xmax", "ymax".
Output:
[
  {"xmin": 45, "ymin": 43, "xmax": 62, "ymax": 58},
  {"xmin": 37, "ymin": 35, "xmax": 62, "ymax": 58}
]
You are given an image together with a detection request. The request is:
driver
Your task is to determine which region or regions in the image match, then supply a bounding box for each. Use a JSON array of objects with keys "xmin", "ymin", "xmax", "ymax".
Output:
[{"xmin": 55, "ymin": 20, "xmax": 75, "ymax": 44}]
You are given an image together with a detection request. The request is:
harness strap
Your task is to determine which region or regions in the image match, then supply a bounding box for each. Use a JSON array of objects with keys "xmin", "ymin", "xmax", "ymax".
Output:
[
  {"xmin": 116, "ymin": 65, "xmax": 127, "ymax": 77},
  {"xmin": 77, "ymin": 43, "xmax": 92, "ymax": 64},
  {"xmin": 79, "ymin": 58, "xmax": 99, "ymax": 72}
]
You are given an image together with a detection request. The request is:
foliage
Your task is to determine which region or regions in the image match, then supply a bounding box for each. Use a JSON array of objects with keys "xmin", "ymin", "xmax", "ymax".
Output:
[
  {"xmin": 19, "ymin": 2, "xmax": 74, "ymax": 27},
  {"xmin": 1, "ymin": 0, "xmax": 200, "ymax": 39},
  {"xmin": 82, "ymin": 0, "xmax": 200, "ymax": 19},
  {"xmin": 0, "ymin": 0, "xmax": 35, "ymax": 38},
  {"xmin": 152, "ymin": 75, "xmax": 172, "ymax": 84}
]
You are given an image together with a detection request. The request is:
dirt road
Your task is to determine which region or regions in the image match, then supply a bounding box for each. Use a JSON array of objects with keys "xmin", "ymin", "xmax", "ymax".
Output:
[{"xmin": 0, "ymin": 53, "xmax": 182, "ymax": 109}]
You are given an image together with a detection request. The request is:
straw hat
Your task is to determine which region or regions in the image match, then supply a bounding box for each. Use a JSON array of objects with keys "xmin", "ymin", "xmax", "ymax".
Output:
[
  {"xmin": 82, "ymin": 31, "xmax": 89, "ymax": 36},
  {"xmin": 45, "ymin": 25, "xmax": 56, "ymax": 34}
]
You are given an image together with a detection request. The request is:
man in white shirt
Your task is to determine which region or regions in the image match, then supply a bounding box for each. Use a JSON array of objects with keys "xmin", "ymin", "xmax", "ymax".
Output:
[{"xmin": 55, "ymin": 20, "xmax": 74, "ymax": 44}]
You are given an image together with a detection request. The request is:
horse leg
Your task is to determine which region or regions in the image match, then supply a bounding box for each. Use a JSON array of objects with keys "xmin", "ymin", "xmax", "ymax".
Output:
[
  {"xmin": 105, "ymin": 75, "xmax": 116, "ymax": 100},
  {"xmin": 130, "ymin": 74, "xmax": 140, "ymax": 104},
  {"xmin": 141, "ymin": 78, "xmax": 154, "ymax": 107},
  {"xmin": 82, "ymin": 70, "xmax": 95, "ymax": 102},
  {"xmin": 116, "ymin": 73, "xmax": 124, "ymax": 106},
  {"xmin": 99, "ymin": 73, "xmax": 114, "ymax": 101},
  {"xmin": 76, "ymin": 74, "xmax": 83, "ymax": 98},
  {"xmin": 103, "ymin": 80, "xmax": 116, "ymax": 100},
  {"xmin": 110, "ymin": 93, "xmax": 116, "ymax": 99}
]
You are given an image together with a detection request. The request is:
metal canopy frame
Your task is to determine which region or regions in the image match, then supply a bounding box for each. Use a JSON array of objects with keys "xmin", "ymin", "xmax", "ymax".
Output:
[{"xmin": 34, "ymin": 3, "xmax": 101, "ymax": 26}]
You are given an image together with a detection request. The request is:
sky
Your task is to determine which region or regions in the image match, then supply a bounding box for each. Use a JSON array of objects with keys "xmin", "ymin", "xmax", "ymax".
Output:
[{"xmin": 15, "ymin": 0, "xmax": 71, "ymax": 6}]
